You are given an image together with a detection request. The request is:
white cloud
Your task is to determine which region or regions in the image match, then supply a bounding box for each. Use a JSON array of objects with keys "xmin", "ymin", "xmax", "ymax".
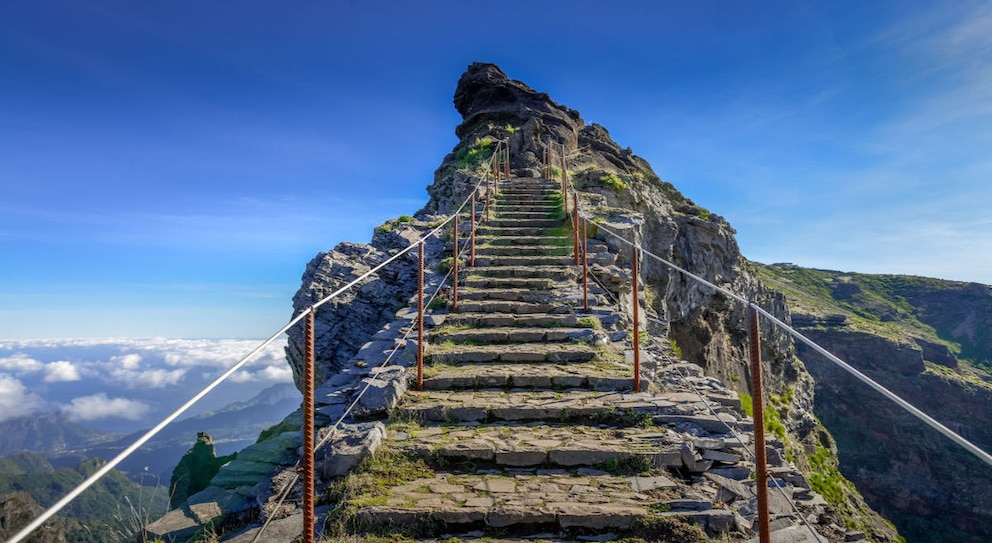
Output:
[
  {"xmin": 0, "ymin": 337, "xmax": 293, "ymax": 425},
  {"xmin": 111, "ymin": 367, "xmax": 186, "ymax": 388},
  {"xmin": 0, "ymin": 353, "xmax": 43, "ymax": 373},
  {"xmin": 260, "ymin": 365, "xmax": 294, "ymax": 382},
  {"xmin": 44, "ymin": 360, "xmax": 81, "ymax": 382},
  {"xmin": 226, "ymin": 364, "xmax": 294, "ymax": 384},
  {"xmin": 113, "ymin": 353, "xmax": 142, "ymax": 369},
  {"xmin": 0, "ymin": 374, "xmax": 45, "ymax": 421},
  {"xmin": 62, "ymin": 393, "xmax": 150, "ymax": 422}
]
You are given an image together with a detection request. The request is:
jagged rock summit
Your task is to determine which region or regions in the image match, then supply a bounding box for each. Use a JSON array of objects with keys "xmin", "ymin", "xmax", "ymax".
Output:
[{"xmin": 147, "ymin": 62, "xmax": 901, "ymax": 543}]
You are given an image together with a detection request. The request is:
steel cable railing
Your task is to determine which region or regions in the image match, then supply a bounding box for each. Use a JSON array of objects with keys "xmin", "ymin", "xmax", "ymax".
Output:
[{"xmin": 5, "ymin": 172, "xmax": 491, "ymax": 543}]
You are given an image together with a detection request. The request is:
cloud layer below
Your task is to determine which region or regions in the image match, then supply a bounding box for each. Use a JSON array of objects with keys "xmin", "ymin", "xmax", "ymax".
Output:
[{"xmin": 0, "ymin": 337, "xmax": 292, "ymax": 429}]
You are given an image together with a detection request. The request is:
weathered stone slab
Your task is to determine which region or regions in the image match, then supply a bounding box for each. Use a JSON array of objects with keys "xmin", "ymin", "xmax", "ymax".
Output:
[
  {"xmin": 628, "ymin": 475, "xmax": 678, "ymax": 491},
  {"xmin": 486, "ymin": 506, "xmax": 556, "ymax": 527},
  {"xmin": 557, "ymin": 504, "xmax": 645, "ymax": 529},
  {"xmin": 314, "ymin": 421, "xmax": 385, "ymax": 478},
  {"xmin": 495, "ymin": 449, "xmax": 548, "ymax": 466}
]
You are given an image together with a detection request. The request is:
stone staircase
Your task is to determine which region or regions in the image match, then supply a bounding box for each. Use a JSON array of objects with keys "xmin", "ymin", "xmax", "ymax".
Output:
[
  {"xmin": 325, "ymin": 178, "xmax": 823, "ymax": 542},
  {"xmin": 145, "ymin": 177, "xmax": 843, "ymax": 543}
]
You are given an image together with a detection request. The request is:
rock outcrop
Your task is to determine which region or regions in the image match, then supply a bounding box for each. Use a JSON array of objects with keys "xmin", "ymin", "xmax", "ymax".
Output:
[{"xmin": 169, "ymin": 432, "xmax": 237, "ymax": 510}]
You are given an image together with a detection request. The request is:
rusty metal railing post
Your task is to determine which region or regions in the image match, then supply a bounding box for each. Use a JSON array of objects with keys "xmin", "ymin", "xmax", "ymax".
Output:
[
  {"xmin": 572, "ymin": 189, "xmax": 580, "ymax": 265},
  {"xmin": 748, "ymin": 304, "xmax": 772, "ymax": 543},
  {"xmin": 504, "ymin": 141, "xmax": 510, "ymax": 179},
  {"xmin": 559, "ymin": 144, "xmax": 567, "ymax": 196},
  {"xmin": 494, "ymin": 147, "xmax": 501, "ymax": 195},
  {"xmin": 543, "ymin": 143, "xmax": 549, "ymax": 179},
  {"xmin": 582, "ymin": 217, "xmax": 589, "ymax": 312},
  {"xmin": 417, "ymin": 242, "xmax": 424, "ymax": 391},
  {"xmin": 632, "ymin": 248, "xmax": 641, "ymax": 392},
  {"xmin": 452, "ymin": 212, "xmax": 459, "ymax": 313},
  {"xmin": 485, "ymin": 170, "xmax": 491, "ymax": 223},
  {"xmin": 470, "ymin": 189, "xmax": 476, "ymax": 267},
  {"xmin": 302, "ymin": 308, "xmax": 315, "ymax": 543}
]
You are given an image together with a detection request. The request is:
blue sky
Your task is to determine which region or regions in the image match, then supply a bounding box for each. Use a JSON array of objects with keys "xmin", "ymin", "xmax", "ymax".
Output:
[{"xmin": 2, "ymin": 1, "xmax": 990, "ymax": 340}]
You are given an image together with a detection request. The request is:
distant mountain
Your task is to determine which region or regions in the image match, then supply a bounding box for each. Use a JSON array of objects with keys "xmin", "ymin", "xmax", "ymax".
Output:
[
  {"xmin": 0, "ymin": 412, "xmax": 119, "ymax": 457},
  {"xmin": 0, "ymin": 383, "xmax": 301, "ymax": 485},
  {"xmin": 59, "ymin": 383, "xmax": 302, "ymax": 482},
  {"xmin": 0, "ymin": 452, "xmax": 168, "ymax": 543}
]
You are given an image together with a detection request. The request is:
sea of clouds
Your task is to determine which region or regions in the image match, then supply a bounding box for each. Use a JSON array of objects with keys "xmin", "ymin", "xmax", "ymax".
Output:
[{"xmin": 0, "ymin": 337, "xmax": 293, "ymax": 433}]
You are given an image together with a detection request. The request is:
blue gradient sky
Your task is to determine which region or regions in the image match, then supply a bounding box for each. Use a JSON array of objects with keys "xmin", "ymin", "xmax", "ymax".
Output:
[{"xmin": 2, "ymin": 1, "xmax": 990, "ymax": 339}]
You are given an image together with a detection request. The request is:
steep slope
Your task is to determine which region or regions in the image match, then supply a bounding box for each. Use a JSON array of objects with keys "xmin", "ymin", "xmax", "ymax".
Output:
[{"xmin": 755, "ymin": 263, "xmax": 992, "ymax": 543}]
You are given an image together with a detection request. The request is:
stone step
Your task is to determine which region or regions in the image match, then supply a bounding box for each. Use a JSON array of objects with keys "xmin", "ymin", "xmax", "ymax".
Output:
[
  {"xmin": 352, "ymin": 472, "xmax": 655, "ymax": 533},
  {"xmin": 491, "ymin": 204, "xmax": 560, "ymax": 213},
  {"xmin": 461, "ymin": 276, "xmax": 557, "ymax": 290},
  {"xmin": 426, "ymin": 343, "xmax": 598, "ymax": 364},
  {"xmin": 430, "ymin": 326, "xmax": 595, "ymax": 344},
  {"xmin": 416, "ymin": 361, "xmax": 641, "ymax": 391},
  {"xmin": 458, "ymin": 288, "xmax": 554, "ymax": 303},
  {"xmin": 475, "ymin": 245, "xmax": 571, "ymax": 257},
  {"xmin": 398, "ymin": 390, "xmax": 675, "ymax": 424},
  {"xmin": 486, "ymin": 218, "xmax": 565, "ymax": 228},
  {"xmin": 473, "ymin": 255, "xmax": 576, "ymax": 267},
  {"xmin": 464, "ymin": 266, "xmax": 577, "ymax": 280},
  {"xmin": 477, "ymin": 226, "xmax": 564, "ymax": 237},
  {"xmin": 492, "ymin": 193, "xmax": 559, "ymax": 203},
  {"xmin": 453, "ymin": 300, "xmax": 557, "ymax": 314},
  {"xmin": 497, "ymin": 186, "xmax": 560, "ymax": 195},
  {"xmin": 476, "ymin": 235, "xmax": 568, "ymax": 247},
  {"xmin": 493, "ymin": 211, "xmax": 562, "ymax": 220},
  {"xmin": 458, "ymin": 288, "xmax": 603, "ymax": 306},
  {"xmin": 442, "ymin": 312, "xmax": 595, "ymax": 329},
  {"xmin": 389, "ymin": 423, "xmax": 682, "ymax": 468}
]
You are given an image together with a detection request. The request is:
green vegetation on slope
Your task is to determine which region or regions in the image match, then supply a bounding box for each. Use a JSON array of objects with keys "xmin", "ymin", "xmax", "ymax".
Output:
[
  {"xmin": 0, "ymin": 452, "xmax": 168, "ymax": 542},
  {"xmin": 754, "ymin": 262, "xmax": 992, "ymax": 373}
]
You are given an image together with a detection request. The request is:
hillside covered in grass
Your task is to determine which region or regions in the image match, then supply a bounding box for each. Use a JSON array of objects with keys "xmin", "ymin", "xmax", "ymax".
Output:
[{"xmin": 754, "ymin": 262, "xmax": 992, "ymax": 543}]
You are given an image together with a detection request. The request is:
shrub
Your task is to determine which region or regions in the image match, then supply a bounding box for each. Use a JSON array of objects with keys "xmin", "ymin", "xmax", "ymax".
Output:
[
  {"xmin": 600, "ymin": 172, "xmax": 628, "ymax": 192},
  {"xmin": 453, "ymin": 137, "xmax": 495, "ymax": 170}
]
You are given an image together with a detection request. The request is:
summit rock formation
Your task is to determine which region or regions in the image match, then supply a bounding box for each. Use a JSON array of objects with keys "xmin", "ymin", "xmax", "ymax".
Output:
[{"xmin": 141, "ymin": 63, "xmax": 960, "ymax": 542}]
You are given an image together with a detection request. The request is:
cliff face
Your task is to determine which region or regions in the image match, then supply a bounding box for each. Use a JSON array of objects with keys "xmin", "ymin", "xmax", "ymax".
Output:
[{"xmin": 757, "ymin": 264, "xmax": 992, "ymax": 543}]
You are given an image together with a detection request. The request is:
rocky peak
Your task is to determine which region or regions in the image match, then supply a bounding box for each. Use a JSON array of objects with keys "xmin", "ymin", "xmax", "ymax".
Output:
[{"xmin": 452, "ymin": 62, "xmax": 581, "ymax": 141}]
